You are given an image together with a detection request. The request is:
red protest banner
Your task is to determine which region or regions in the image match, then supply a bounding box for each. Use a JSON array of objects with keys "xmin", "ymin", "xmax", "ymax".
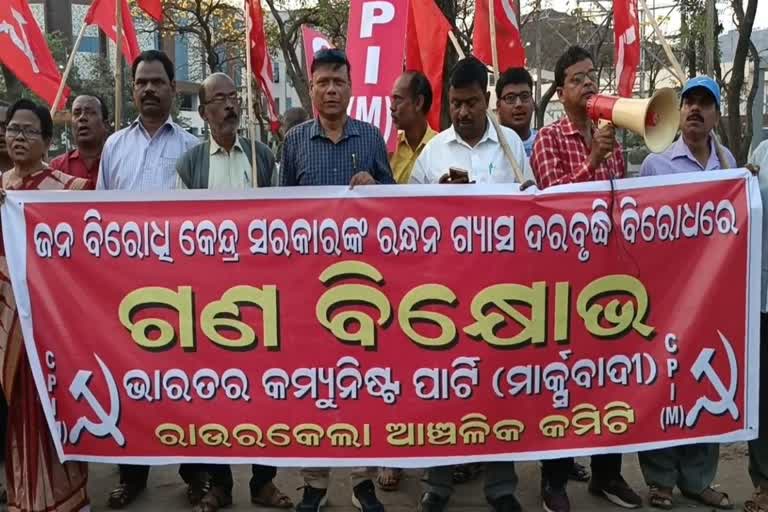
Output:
[
  {"xmin": 0, "ymin": 171, "xmax": 760, "ymax": 465},
  {"xmin": 345, "ymin": 0, "xmax": 408, "ymax": 152}
]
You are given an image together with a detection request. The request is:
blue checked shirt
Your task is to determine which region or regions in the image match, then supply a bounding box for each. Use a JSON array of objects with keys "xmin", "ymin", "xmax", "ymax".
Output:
[
  {"xmin": 96, "ymin": 117, "xmax": 199, "ymax": 191},
  {"xmin": 280, "ymin": 117, "xmax": 394, "ymax": 186}
]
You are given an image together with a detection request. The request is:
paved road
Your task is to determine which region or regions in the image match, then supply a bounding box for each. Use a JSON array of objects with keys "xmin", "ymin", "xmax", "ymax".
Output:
[{"xmin": 69, "ymin": 444, "xmax": 753, "ymax": 511}]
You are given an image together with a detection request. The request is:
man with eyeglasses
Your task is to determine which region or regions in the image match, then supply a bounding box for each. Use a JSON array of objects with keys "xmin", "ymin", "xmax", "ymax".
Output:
[
  {"xmin": 530, "ymin": 46, "xmax": 641, "ymax": 512},
  {"xmin": 0, "ymin": 101, "xmax": 11, "ymax": 172},
  {"xmin": 50, "ymin": 95, "xmax": 109, "ymax": 188},
  {"xmin": 495, "ymin": 68, "xmax": 537, "ymax": 158},
  {"xmin": 174, "ymin": 73, "xmax": 290, "ymax": 511},
  {"xmin": 177, "ymin": 73, "xmax": 277, "ymax": 190}
]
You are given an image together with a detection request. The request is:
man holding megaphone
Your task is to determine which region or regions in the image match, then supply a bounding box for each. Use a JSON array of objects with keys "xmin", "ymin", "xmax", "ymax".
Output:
[
  {"xmin": 531, "ymin": 46, "xmax": 625, "ymax": 190},
  {"xmin": 531, "ymin": 46, "xmax": 642, "ymax": 512}
]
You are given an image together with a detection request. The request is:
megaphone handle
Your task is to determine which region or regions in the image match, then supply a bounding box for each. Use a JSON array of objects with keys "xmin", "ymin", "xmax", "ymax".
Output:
[{"xmin": 593, "ymin": 120, "xmax": 613, "ymax": 161}]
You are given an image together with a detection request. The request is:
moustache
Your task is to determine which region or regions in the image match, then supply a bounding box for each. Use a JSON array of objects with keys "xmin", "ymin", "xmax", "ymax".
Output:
[{"xmin": 141, "ymin": 95, "xmax": 159, "ymax": 102}]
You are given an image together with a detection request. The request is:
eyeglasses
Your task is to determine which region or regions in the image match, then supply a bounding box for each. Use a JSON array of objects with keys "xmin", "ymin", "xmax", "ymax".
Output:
[
  {"xmin": 205, "ymin": 93, "xmax": 241, "ymax": 106},
  {"xmin": 501, "ymin": 92, "xmax": 532, "ymax": 105},
  {"xmin": 568, "ymin": 71, "xmax": 598, "ymax": 86},
  {"xmin": 5, "ymin": 125, "xmax": 43, "ymax": 138}
]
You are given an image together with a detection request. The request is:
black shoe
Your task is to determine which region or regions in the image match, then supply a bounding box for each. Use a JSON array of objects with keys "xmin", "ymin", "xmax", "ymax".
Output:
[
  {"xmin": 488, "ymin": 493, "xmax": 523, "ymax": 512},
  {"xmin": 296, "ymin": 485, "xmax": 328, "ymax": 512},
  {"xmin": 588, "ymin": 476, "xmax": 642, "ymax": 509},
  {"xmin": 417, "ymin": 492, "xmax": 449, "ymax": 512},
  {"xmin": 542, "ymin": 484, "xmax": 570, "ymax": 512},
  {"xmin": 351, "ymin": 480, "xmax": 384, "ymax": 512}
]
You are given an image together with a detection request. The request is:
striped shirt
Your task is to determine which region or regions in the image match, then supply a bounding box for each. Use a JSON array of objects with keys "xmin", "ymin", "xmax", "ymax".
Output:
[
  {"xmin": 280, "ymin": 117, "xmax": 394, "ymax": 186},
  {"xmin": 96, "ymin": 117, "xmax": 199, "ymax": 191}
]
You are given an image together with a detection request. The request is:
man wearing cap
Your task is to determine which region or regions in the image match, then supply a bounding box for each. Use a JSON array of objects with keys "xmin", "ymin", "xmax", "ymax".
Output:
[
  {"xmin": 637, "ymin": 76, "xmax": 735, "ymax": 511},
  {"xmin": 640, "ymin": 76, "xmax": 735, "ymax": 177}
]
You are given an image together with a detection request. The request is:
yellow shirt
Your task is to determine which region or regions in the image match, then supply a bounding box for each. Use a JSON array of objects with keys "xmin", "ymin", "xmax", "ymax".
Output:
[{"xmin": 390, "ymin": 126, "xmax": 437, "ymax": 184}]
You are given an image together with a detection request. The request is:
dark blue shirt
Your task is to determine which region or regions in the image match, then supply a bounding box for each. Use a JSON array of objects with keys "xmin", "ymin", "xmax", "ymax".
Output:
[{"xmin": 280, "ymin": 117, "xmax": 394, "ymax": 186}]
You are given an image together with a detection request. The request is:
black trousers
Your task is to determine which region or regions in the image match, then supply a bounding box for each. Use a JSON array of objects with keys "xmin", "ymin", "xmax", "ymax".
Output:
[
  {"xmin": 542, "ymin": 454, "xmax": 622, "ymax": 489},
  {"xmin": 119, "ymin": 464, "xmax": 276, "ymax": 495}
]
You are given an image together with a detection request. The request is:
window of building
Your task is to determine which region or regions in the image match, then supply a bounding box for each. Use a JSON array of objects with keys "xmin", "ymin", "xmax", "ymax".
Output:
[
  {"xmin": 275, "ymin": 97, "xmax": 280, "ymax": 113},
  {"xmin": 175, "ymin": 35, "xmax": 190, "ymax": 82},
  {"xmin": 273, "ymin": 61, "xmax": 280, "ymax": 83},
  {"xmin": 286, "ymin": 97, "xmax": 292, "ymax": 109},
  {"xmin": 79, "ymin": 35, "xmax": 100, "ymax": 54},
  {"xmin": 180, "ymin": 93, "xmax": 195, "ymax": 111}
]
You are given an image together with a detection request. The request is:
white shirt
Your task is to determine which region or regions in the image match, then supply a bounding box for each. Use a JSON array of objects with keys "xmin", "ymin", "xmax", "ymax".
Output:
[
  {"xmin": 97, "ymin": 117, "xmax": 199, "ymax": 191},
  {"xmin": 410, "ymin": 119, "xmax": 534, "ymax": 184},
  {"xmin": 749, "ymin": 140, "xmax": 768, "ymax": 312}
]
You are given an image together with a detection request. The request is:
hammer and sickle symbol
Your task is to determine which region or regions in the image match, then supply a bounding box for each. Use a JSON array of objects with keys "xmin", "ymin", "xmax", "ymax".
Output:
[
  {"xmin": 685, "ymin": 330, "xmax": 739, "ymax": 427},
  {"xmin": 69, "ymin": 354, "xmax": 125, "ymax": 446}
]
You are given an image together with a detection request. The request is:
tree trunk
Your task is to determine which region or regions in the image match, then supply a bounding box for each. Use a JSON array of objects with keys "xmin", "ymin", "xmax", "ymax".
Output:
[
  {"xmin": 725, "ymin": 0, "xmax": 758, "ymax": 165},
  {"xmin": 263, "ymin": 0, "xmax": 312, "ymax": 113},
  {"xmin": 536, "ymin": 83, "xmax": 557, "ymax": 129}
]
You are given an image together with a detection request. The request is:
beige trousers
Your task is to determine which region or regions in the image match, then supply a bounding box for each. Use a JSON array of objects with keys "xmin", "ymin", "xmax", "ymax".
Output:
[{"xmin": 301, "ymin": 467, "xmax": 376, "ymax": 489}]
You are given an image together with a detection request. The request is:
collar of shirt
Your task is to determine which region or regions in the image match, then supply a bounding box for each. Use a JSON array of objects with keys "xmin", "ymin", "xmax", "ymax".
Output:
[
  {"xmin": 445, "ymin": 118, "xmax": 497, "ymax": 149},
  {"xmin": 397, "ymin": 125, "xmax": 437, "ymax": 151},
  {"xmin": 667, "ymin": 135, "xmax": 720, "ymax": 170},
  {"xmin": 130, "ymin": 115, "xmax": 176, "ymax": 139},
  {"xmin": 310, "ymin": 117, "xmax": 361, "ymax": 142},
  {"xmin": 210, "ymin": 135, "xmax": 244, "ymax": 156},
  {"xmin": 559, "ymin": 116, "xmax": 593, "ymax": 141}
]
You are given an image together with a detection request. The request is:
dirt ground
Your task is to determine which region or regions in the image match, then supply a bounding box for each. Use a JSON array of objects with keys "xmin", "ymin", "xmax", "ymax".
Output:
[{"xmin": 29, "ymin": 443, "xmax": 749, "ymax": 510}]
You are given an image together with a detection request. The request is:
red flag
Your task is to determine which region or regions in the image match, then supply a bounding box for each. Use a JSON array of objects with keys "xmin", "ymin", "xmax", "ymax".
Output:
[
  {"xmin": 137, "ymin": 0, "xmax": 163, "ymax": 23},
  {"xmin": 85, "ymin": 0, "xmax": 141, "ymax": 65},
  {"xmin": 301, "ymin": 25, "xmax": 332, "ymax": 76},
  {"xmin": 245, "ymin": 0, "xmax": 279, "ymax": 133},
  {"xmin": 405, "ymin": 0, "xmax": 451, "ymax": 131},
  {"xmin": 0, "ymin": 0, "xmax": 69, "ymax": 109},
  {"xmin": 614, "ymin": 0, "xmax": 640, "ymax": 97},
  {"xmin": 473, "ymin": 0, "xmax": 526, "ymax": 71}
]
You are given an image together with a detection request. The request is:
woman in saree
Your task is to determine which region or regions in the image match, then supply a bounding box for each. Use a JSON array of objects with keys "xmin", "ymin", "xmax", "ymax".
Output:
[{"xmin": 1, "ymin": 99, "xmax": 91, "ymax": 512}]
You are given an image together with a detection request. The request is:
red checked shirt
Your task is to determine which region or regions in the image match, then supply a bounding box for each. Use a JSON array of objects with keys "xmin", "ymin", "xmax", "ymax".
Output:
[{"xmin": 531, "ymin": 116, "xmax": 625, "ymax": 189}]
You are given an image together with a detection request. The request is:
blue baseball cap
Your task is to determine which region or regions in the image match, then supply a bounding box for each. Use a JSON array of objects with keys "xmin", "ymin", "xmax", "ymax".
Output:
[{"xmin": 681, "ymin": 76, "xmax": 721, "ymax": 109}]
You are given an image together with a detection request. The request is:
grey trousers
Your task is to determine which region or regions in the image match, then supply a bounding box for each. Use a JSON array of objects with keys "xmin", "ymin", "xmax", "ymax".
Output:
[
  {"xmin": 748, "ymin": 313, "xmax": 768, "ymax": 489},
  {"xmin": 423, "ymin": 463, "xmax": 517, "ymax": 501},
  {"xmin": 638, "ymin": 444, "xmax": 719, "ymax": 494}
]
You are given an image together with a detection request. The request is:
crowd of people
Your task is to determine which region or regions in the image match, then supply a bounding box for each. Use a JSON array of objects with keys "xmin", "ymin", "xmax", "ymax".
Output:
[{"xmin": 0, "ymin": 43, "xmax": 767, "ymax": 512}]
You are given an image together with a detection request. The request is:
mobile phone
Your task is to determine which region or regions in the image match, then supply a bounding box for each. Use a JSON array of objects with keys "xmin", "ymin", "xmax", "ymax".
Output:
[{"xmin": 449, "ymin": 167, "xmax": 470, "ymax": 180}]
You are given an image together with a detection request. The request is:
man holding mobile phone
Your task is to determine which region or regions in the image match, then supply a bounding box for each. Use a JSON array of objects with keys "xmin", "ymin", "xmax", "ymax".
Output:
[{"xmin": 409, "ymin": 57, "xmax": 533, "ymax": 188}]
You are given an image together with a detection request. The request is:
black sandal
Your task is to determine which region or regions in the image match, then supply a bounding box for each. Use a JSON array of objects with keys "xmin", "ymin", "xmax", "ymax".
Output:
[
  {"xmin": 648, "ymin": 486, "xmax": 674, "ymax": 510},
  {"xmin": 681, "ymin": 487, "xmax": 733, "ymax": 510},
  {"xmin": 107, "ymin": 482, "xmax": 146, "ymax": 509}
]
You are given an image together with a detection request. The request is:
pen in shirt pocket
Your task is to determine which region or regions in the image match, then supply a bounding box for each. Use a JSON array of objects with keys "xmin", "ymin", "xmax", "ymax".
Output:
[{"xmin": 352, "ymin": 152, "xmax": 357, "ymax": 173}]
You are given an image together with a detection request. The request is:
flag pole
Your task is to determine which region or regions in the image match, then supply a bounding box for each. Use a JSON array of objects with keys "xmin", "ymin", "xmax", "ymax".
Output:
[
  {"xmin": 488, "ymin": 0, "xmax": 500, "ymax": 81},
  {"xmin": 114, "ymin": 0, "xmax": 124, "ymax": 129},
  {"xmin": 51, "ymin": 19, "xmax": 89, "ymax": 115},
  {"xmin": 244, "ymin": 2, "xmax": 259, "ymax": 188}
]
